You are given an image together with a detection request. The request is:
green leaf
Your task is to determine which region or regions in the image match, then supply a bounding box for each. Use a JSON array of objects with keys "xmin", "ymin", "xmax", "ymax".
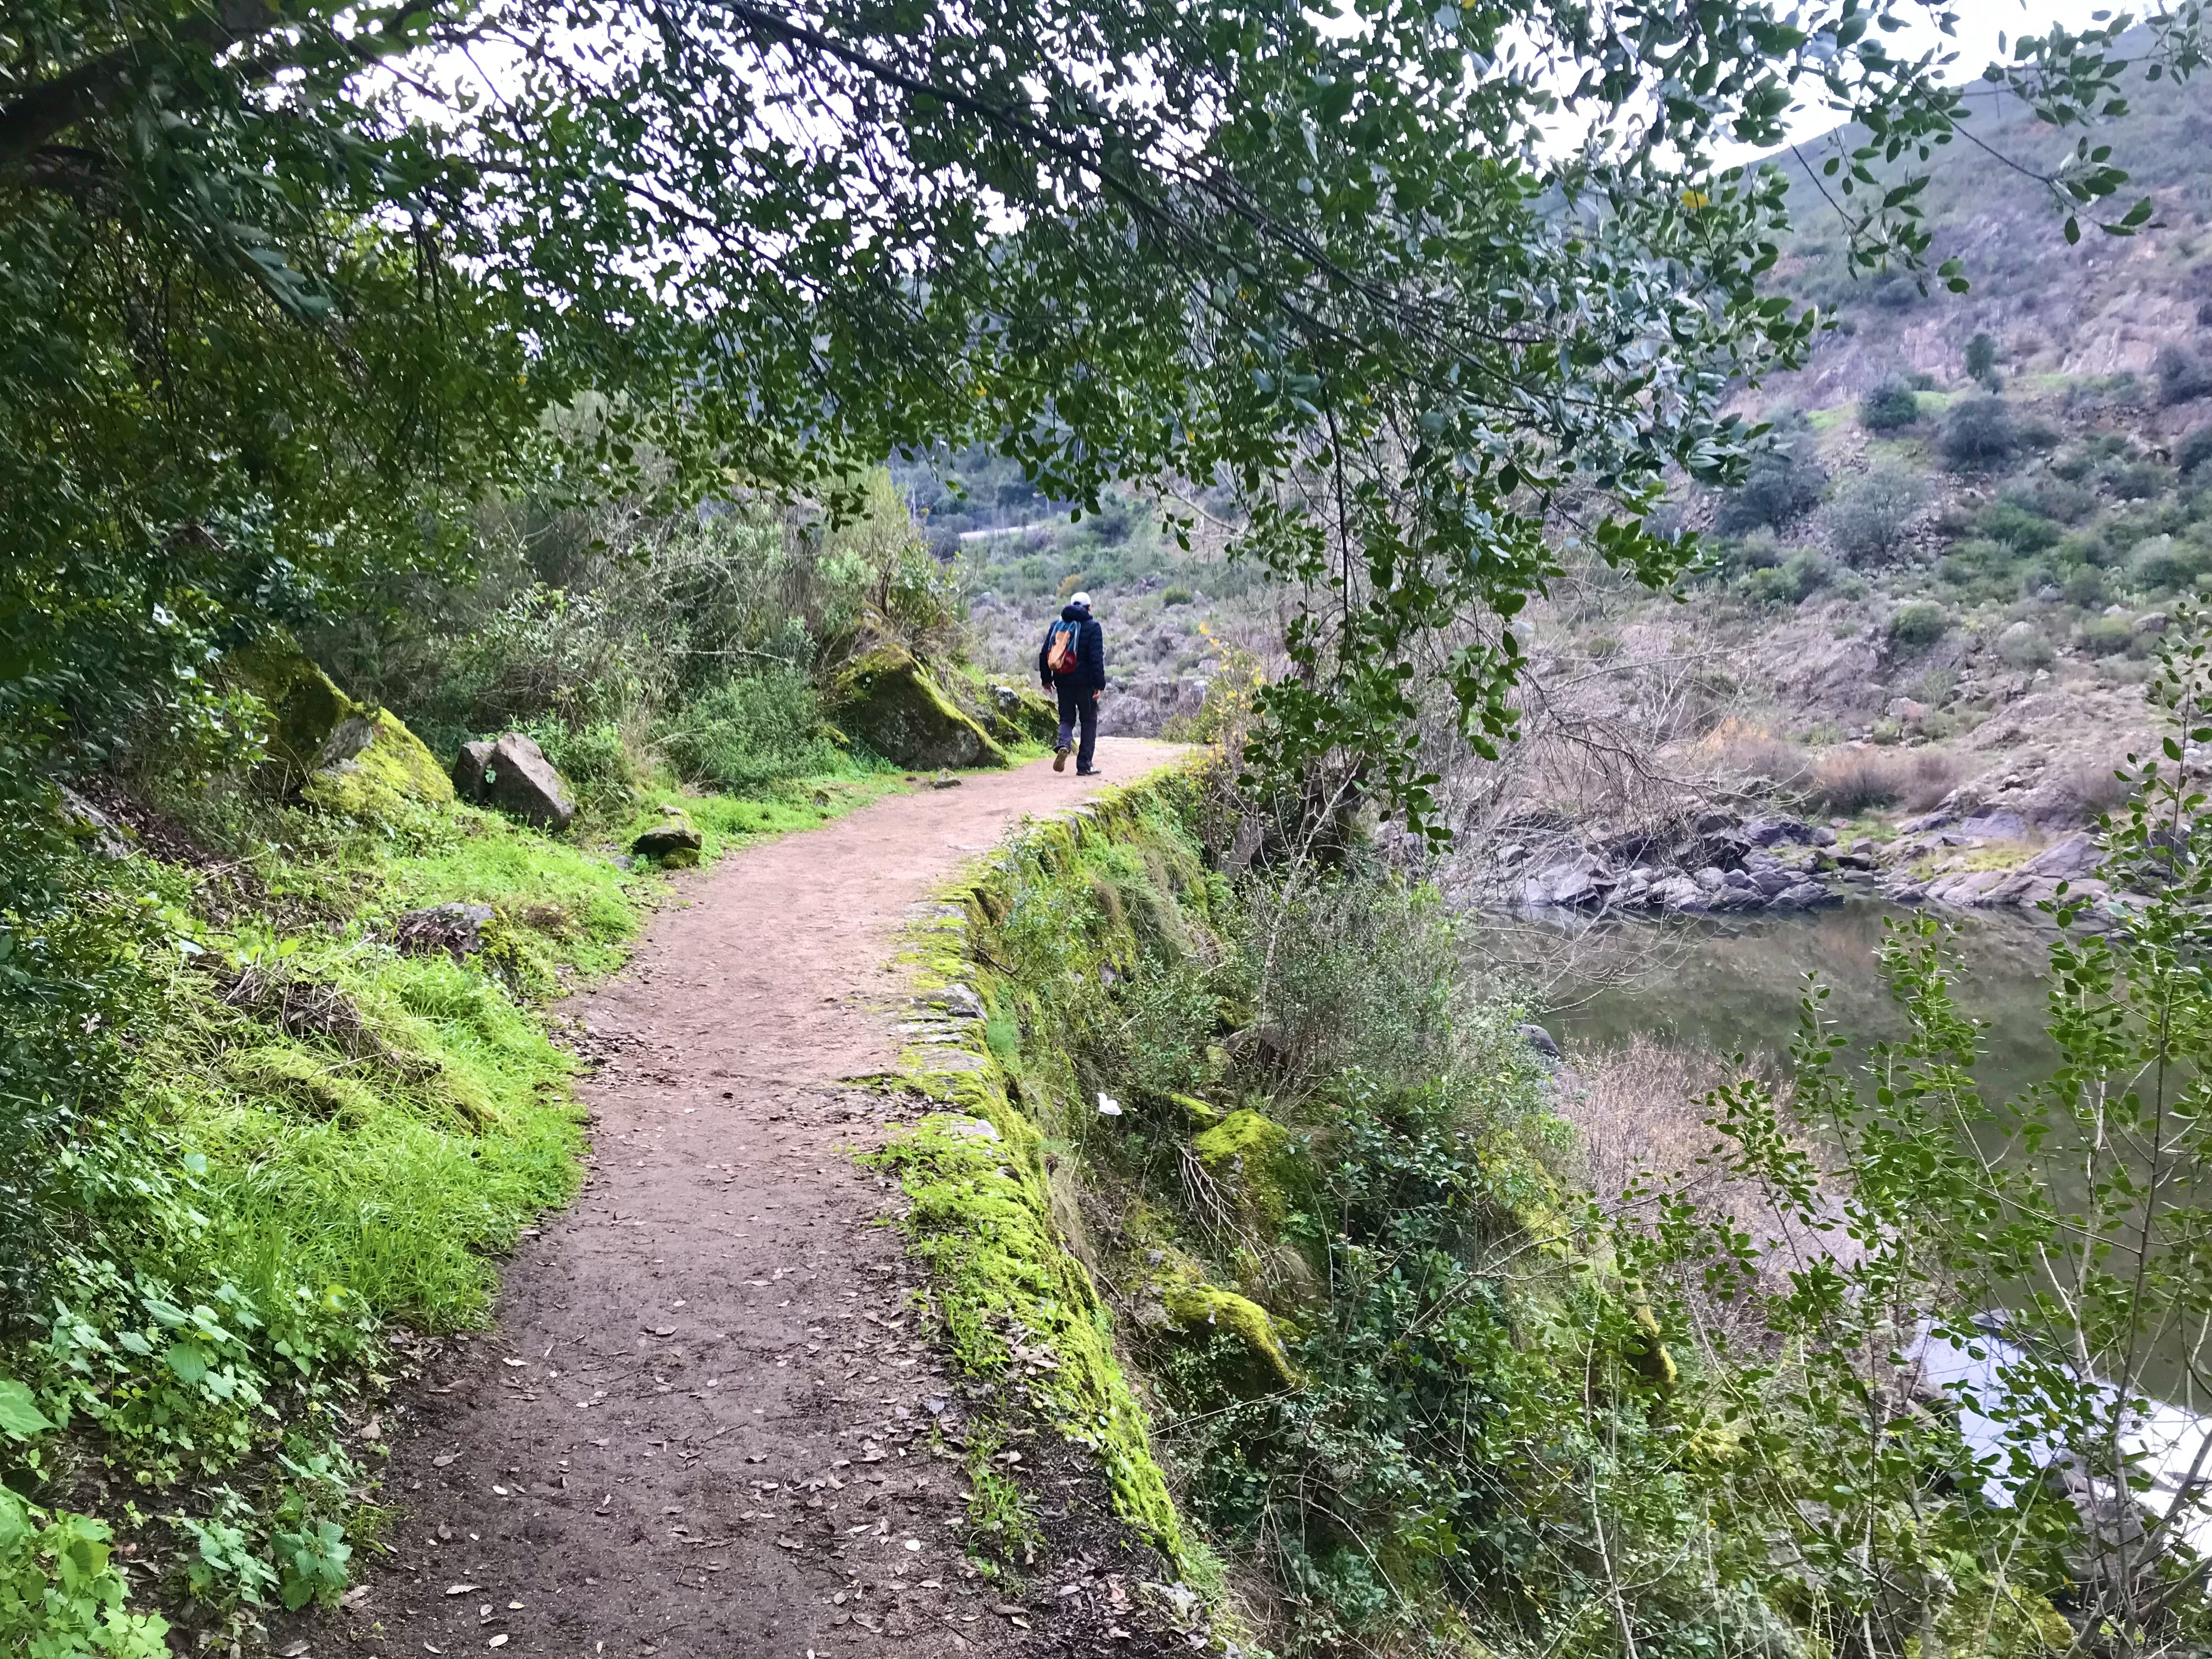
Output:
[{"xmin": 0, "ymin": 1379, "xmax": 53, "ymax": 1442}]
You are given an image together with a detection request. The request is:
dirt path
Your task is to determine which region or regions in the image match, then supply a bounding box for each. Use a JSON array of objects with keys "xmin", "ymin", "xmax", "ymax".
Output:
[{"xmin": 330, "ymin": 740, "xmax": 1186, "ymax": 1659}]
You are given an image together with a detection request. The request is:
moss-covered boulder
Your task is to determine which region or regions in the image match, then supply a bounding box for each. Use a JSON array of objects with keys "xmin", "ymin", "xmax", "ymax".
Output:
[
  {"xmin": 301, "ymin": 708, "xmax": 455, "ymax": 819},
  {"xmin": 226, "ymin": 635, "xmax": 450, "ymax": 816},
  {"xmin": 224, "ymin": 635, "xmax": 354, "ymax": 782},
  {"xmin": 1162, "ymin": 1284, "xmax": 1297, "ymax": 1391},
  {"xmin": 1192, "ymin": 1108, "xmax": 1292, "ymax": 1234},
  {"xmin": 826, "ymin": 642, "xmax": 1009, "ymax": 770}
]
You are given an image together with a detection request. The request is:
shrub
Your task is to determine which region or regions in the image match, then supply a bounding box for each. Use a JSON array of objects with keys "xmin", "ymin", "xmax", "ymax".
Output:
[
  {"xmin": 1965, "ymin": 330, "xmax": 2000, "ymax": 391},
  {"xmin": 1995, "ymin": 620, "xmax": 2055, "ymax": 670},
  {"xmin": 2106, "ymin": 459, "xmax": 2169, "ymax": 499},
  {"xmin": 1803, "ymin": 746, "xmax": 1963, "ymax": 815},
  {"xmin": 1939, "ymin": 397, "xmax": 2016, "ymax": 470},
  {"xmin": 2179, "ymin": 424, "xmax": 2212, "ymax": 476},
  {"xmin": 1161, "ymin": 585, "xmax": 1194, "ymax": 606},
  {"xmin": 1889, "ymin": 599, "xmax": 1950, "ymax": 648},
  {"xmin": 2078, "ymin": 614, "xmax": 2134, "ymax": 656},
  {"xmin": 2157, "ymin": 342, "xmax": 2212, "ymax": 407},
  {"xmin": 2062, "ymin": 566, "xmax": 2108, "ymax": 608},
  {"xmin": 1714, "ymin": 423, "xmax": 1828, "ymax": 534},
  {"xmin": 1857, "ymin": 380, "xmax": 1922, "ymax": 432},
  {"xmin": 2129, "ymin": 534, "xmax": 2205, "ymax": 593},
  {"xmin": 1824, "ymin": 462, "xmax": 1928, "ymax": 564},
  {"xmin": 1739, "ymin": 548, "xmax": 1831, "ymax": 607},
  {"xmin": 1977, "ymin": 500, "xmax": 2060, "ymax": 554},
  {"xmin": 520, "ymin": 718, "xmax": 650, "ymax": 818},
  {"xmin": 656, "ymin": 668, "xmax": 845, "ymax": 793}
]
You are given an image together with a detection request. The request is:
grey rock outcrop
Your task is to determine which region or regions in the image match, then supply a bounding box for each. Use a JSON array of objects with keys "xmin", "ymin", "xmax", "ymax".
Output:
[{"xmin": 453, "ymin": 733, "xmax": 575, "ymax": 831}]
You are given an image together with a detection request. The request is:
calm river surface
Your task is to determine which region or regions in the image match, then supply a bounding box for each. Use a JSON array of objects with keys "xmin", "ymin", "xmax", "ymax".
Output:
[{"xmin": 1538, "ymin": 895, "xmax": 2060, "ymax": 1102}]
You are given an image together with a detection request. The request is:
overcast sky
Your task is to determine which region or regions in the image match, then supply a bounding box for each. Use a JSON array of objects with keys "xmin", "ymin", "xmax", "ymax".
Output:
[{"xmin": 1779, "ymin": 0, "xmax": 2156, "ymax": 143}]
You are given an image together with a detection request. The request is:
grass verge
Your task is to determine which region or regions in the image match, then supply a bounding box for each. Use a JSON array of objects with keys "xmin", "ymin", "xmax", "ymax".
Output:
[{"xmin": 0, "ymin": 767, "xmax": 905, "ymax": 1653}]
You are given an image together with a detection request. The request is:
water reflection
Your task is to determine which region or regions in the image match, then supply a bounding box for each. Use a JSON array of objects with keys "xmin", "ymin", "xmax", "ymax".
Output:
[{"xmin": 1539, "ymin": 895, "xmax": 2058, "ymax": 1104}]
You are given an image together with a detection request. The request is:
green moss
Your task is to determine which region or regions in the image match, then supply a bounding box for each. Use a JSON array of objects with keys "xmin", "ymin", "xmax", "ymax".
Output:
[
  {"xmin": 873, "ymin": 765, "xmax": 1208, "ymax": 1568},
  {"xmin": 825, "ymin": 641, "xmax": 1010, "ymax": 770},
  {"xmin": 300, "ymin": 708, "xmax": 454, "ymax": 820},
  {"xmin": 1191, "ymin": 1108, "xmax": 1291, "ymax": 1234},
  {"xmin": 1160, "ymin": 1284, "xmax": 1297, "ymax": 1390},
  {"xmin": 223, "ymin": 635, "xmax": 356, "ymax": 780}
]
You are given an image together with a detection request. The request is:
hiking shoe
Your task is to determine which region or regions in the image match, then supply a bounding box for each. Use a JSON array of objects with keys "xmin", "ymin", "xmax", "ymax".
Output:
[
  {"xmin": 1053, "ymin": 746, "xmax": 1070, "ymax": 772},
  {"xmin": 1077, "ymin": 768, "xmax": 1103, "ymax": 777}
]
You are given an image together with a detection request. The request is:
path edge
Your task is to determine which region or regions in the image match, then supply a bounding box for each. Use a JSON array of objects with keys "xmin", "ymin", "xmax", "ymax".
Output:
[{"xmin": 871, "ymin": 759, "xmax": 1213, "ymax": 1575}]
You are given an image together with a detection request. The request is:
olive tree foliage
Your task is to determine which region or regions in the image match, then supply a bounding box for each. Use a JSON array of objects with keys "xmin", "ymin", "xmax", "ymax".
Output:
[{"xmin": 3, "ymin": 1, "xmax": 2206, "ymax": 831}]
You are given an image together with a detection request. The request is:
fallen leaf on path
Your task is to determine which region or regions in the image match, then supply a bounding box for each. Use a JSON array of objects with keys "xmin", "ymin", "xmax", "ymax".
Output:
[
  {"xmin": 281, "ymin": 1642, "xmax": 311, "ymax": 1657},
  {"xmin": 487, "ymin": 1637, "xmax": 509, "ymax": 1649},
  {"xmin": 501, "ymin": 1358, "xmax": 526, "ymax": 1368},
  {"xmin": 431, "ymin": 1453, "xmax": 459, "ymax": 1467},
  {"xmin": 775, "ymin": 1536, "xmax": 804, "ymax": 1551},
  {"xmin": 444, "ymin": 1585, "xmax": 481, "ymax": 1596}
]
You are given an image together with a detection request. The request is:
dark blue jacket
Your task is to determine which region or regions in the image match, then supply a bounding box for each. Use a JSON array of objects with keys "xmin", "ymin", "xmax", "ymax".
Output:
[{"xmin": 1038, "ymin": 604, "xmax": 1105, "ymax": 693}]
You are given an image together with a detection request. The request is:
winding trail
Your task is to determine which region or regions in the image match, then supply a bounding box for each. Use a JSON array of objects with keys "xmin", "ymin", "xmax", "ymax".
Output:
[{"xmin": 332, "ymin": 740, "xmax": 1186, "ymax": 1659}]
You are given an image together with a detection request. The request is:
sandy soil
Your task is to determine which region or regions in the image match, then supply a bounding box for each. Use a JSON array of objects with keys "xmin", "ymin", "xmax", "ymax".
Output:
[{"xmin": 316, "ymin": 740, "xmax": 1188, "ymax": 1659}]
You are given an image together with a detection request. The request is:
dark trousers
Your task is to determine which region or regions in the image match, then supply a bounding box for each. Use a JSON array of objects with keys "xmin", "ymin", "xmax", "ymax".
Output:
[{"xmin": 1054, "ymin": 684, "xmax": 1099, "ymax": 771}]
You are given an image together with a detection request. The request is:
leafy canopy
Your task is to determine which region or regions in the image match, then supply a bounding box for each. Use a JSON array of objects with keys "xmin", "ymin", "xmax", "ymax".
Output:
[{"xmin": 0, "ymin": 1, "xmax": 2203, "ymax": 826}]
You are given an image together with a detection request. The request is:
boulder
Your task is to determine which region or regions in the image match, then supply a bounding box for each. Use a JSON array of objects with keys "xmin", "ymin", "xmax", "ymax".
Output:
[
  {"xmin": 631, "ymin": 820, "xmax": 703, "ymax": 868},
  {"xmin": 454, "ymin": 733, "xmax": 576, "ymax": 831},
  {"xmin": 825, "ymin": 642, "xmax": 1009, "ymax": 771},
  {"xmin": 301, "ymin": 707, "xmax": 455, "ymax": 819},
  {"xmin": 393, "ymin": 902, "xmax": 495, "ymax": 961},
  {"xmin": 1740, "ymin": 816, "xmax": 1813, "ymax": 847},
  {"xmin": 1521, "ymin": 850, "xmax": 1613, "ymax": 907},
  {"xmin": 223, "ymin": 634, "xmax": 353, "ymax": 782},
  {"xmin": 58, "ymin": 786, "xmax": 133, "ymax": 859},
  {"xmin": 1160, "ymin": 1284, "xmax": 1297, "ymax": 1392},
  {"xmin": 1960, "ymin": 809, "xmax": 2028, "ymax": 840},
  {"xmin": 1769, "ymin": 881, "xmax": 1838, "ymax": 911},
  {"xmin": 2015, "ymin": 831, "xmax": 2100, "ymax": 881},
  {"xmin": 982, "ymin": 680, "xmax": 1061, "ymax": 746},
  {"xmin": 1654, "ymin": 876, "xmax": 1712, "ymax": 912},
  {"xmin": 1517, "ymin": 1022, "xmax": 1563, "ymax": 1061},
  {"xmin": 453, "ymin": 738, "xmax": 494, "ymax": 797}
]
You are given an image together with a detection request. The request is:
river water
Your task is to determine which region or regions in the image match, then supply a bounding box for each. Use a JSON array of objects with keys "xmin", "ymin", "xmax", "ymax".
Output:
[{"xmin": 1537, "ymin": 894, "xmax": 2060, "ymax": 1103}]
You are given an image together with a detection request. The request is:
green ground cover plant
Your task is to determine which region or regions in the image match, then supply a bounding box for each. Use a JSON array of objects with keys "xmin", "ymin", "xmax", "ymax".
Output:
[{"xmin": 0, "ymin": 755, "xmax": 900, "ymax": 1652}]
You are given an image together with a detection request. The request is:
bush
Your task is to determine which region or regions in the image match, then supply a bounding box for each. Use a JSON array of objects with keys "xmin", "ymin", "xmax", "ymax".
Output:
[
  {"xmin": 2157, "ymin": 342, "xmax": 2212, "ymax": 407},
  {"xmin": 2105, "ymin": 459, "xmax": 2169, "ymax": 499},
  {"xmin": 1965, "ymin": 330, "xmax": 2000, "ymax": 390},
  {"xmin": 2078, "ymin": 614, "xmax": 2135, "ymax": 656},
  {"xmin": 1889, "ymin": 599, "xmax": 1950, "ymax": 648},
  {"xmin": 1857, "ymin": 380, "xmax": 1922, "ymax": 432},
  {"xmin": 1824, "ymin": 462, "xmax": 1928, "ymax": 564},
  {"xmin": 1995, "ymin": 620, "xmax": 2055, "ymax": 669},
  {"xmin": 2062, "ymin": 566, "xmax": 2108, "ymax": 608},
  {"xmin": 520, "ymin": 718, "xmax": 650, "ymax": 819},
  {"xmin": 1714, "ymin": 422, "xmax": 1829, "ymax": 534},
  {"xmin": 1739, "ymin": 548, "xmax": 1831, "ymax": 607},
  {"xmin": 2179, "ymin": 424, "xmax": 2212, "ymax": 476},
  {"xmin": 1804, "ymin": 746, "xmax": 1962, "ymax": 815},
  {"xmin": 1939, "ymin": 397, "xmax": 2017, "ymax": 470},
  {"xmin": 1976, "ymin": 500, "xmax": 2061, "ymax": 554},
  {"xmin": 2128, "ymin": 534, "xmax": 2205, "ymax": 594},
  {"xmin": 1161, "ymin": 585, "xmax": 1194, "ymax": 606},
  {"xmin": 656, "ymin": 668, "xmax": 846, "ymax": 793}
]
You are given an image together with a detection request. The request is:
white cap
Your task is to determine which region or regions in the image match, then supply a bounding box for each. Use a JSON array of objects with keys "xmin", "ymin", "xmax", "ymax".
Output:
[{"xmin": 1070, "ymin": 591, "xmax": 1092, "ymax": 608}]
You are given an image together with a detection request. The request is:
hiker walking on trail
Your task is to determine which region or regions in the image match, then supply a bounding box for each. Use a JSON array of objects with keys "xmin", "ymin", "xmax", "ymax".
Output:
[{"xmin": 1039, "ymin": 591, "xmax": 1106, "ymax": 775}]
